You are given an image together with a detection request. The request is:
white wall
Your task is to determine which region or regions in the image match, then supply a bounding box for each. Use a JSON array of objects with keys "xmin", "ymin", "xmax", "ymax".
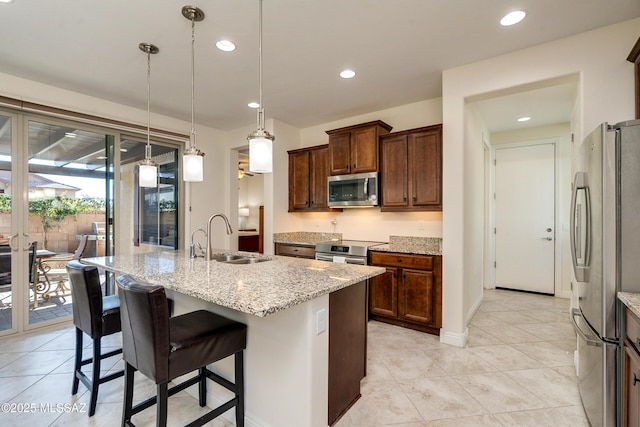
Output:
[
  {"xmin": 442, "ymin": 17, "xmax": 639, "ymax": 347},
  {"xmin": 462, "ymin": 104, "xmax": 489, "ymax": 327}
]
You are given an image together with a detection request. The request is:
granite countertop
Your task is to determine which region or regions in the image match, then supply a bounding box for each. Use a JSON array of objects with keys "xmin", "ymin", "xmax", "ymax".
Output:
[
  {"xmin": 619, "ymin": 292, "xmax": 640, "ymax": 319},
  {"xmin": 273, "ymin": 231, "xmax": 342, "ymax": 245},
  {"xmin": 370, "ymin": 236, "xmax": 442, "ymax": 256},
  {"xmin": 82, "ymin": 249, "xmax": 384, "ymax": 317}
]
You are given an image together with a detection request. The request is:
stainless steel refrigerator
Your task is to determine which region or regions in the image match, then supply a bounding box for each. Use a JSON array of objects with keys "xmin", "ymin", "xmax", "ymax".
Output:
[{"xmin": 571, "ymin": 119, "xmax": 640, "ymax": 427}]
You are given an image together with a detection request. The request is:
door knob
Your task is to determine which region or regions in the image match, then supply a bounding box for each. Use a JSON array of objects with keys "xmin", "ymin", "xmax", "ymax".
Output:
[
  {"xmin": 546, "ymin": 228, "xmax": 552, "ymax": 232},
  {"xmin": 541, "ymin": 237, "xmax": 553, "ymax": 241}
]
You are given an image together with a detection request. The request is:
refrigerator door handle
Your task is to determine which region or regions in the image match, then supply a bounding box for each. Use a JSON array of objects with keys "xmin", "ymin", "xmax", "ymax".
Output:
[
  {"xmin": 570, "ymin": 172, "xmax": 591, "ymax": 282},
  {"xmin": 571, "ymin": 308, "xmax": 601, "ymax": 347}
]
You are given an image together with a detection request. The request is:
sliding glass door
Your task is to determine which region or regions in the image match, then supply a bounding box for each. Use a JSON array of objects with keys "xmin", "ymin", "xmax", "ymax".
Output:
[
  {"xmin": 0, "ymin": 109, "xmax": 184, "ymax": 335},
  {"xmin": 0, "ymin": 113, "xmax": 17, "ymax": 334},
  {"xmin": 26, "ymin": 119, "xmax": 114, "ymax": 326}
]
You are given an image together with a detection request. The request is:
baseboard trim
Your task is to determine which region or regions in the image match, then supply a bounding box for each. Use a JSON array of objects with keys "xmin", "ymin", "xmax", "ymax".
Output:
[{"xmin": 440, "ymin": 327, "xmax": 468, "ymax": 348}]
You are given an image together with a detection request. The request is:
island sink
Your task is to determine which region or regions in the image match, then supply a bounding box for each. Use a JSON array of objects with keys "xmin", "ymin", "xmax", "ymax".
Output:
[{"xmin": 211, "ymin": 253, "xmax": 271, "ymax": 264}]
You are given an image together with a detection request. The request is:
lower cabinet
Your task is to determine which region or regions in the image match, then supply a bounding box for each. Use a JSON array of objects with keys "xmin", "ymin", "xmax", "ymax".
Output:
[
  {"xmin": 369, "ymin": 251, "xmax": 441, "ymax": 335},
  {"xmin": 625, "ymin": 307, "xmax": 640, "ymax": 427}
]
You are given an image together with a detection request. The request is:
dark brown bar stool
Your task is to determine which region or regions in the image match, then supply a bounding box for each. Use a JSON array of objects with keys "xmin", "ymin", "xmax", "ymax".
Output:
[
  {"xmin": 116, "ymin": 275, "xmax": 247, "ymax": 427},
  {"xmin": 66, "ymin": 260, "xmax": 124, "ymax": 416}
]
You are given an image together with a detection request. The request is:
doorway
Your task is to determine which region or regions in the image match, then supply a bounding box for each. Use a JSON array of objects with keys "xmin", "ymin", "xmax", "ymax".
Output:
[{"xmin": 494, "ymin": 141, "xmax": 556, "ymax": 294}]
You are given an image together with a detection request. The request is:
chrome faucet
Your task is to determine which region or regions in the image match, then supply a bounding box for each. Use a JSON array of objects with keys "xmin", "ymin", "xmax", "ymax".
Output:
[
  {"xmin": 205, "ymin": 213, "xmax": 233, "ymax": 260},
  {"xmin": 189, "ymin": 228, "xmax": 207, "ymax": 258}
]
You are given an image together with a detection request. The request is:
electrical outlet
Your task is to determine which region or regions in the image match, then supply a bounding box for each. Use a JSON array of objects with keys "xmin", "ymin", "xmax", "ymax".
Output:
[
  {"xmin": 418, "ymin": 221, "xmax": 424, "ymax": 230},
  {"xmin": 316, "ymin": 309, "xmax": 326, "ymax": 334}
]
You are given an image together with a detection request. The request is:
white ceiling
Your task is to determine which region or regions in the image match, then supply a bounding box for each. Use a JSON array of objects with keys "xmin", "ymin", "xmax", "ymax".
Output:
[{"xmin": 0, "ymin": 0, "xmax": 638, "ymax": 132}]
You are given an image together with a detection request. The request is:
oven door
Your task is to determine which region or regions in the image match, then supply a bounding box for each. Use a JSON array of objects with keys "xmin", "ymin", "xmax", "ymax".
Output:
[{"xmin": 315, "ymin": 253, "xmax": 367, "ymax": 265}]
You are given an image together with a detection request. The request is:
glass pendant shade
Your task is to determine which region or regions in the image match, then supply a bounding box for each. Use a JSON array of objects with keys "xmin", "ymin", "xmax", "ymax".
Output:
[
  {"xmin": 183, "ymin": 147, "xmax": 204, "ymax": 182},
  {"xmin": 249, "ymin": 131, "xmax": 273, "ymax": 173},
  {"xmin": 139, "ymin": 161, "xmax": 158, "ymax": 188}
]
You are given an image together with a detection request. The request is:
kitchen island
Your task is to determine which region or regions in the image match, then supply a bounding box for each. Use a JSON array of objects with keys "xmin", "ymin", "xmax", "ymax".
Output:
[{"xmin": 82, "ymin": 249, "xmax": 384, "ymax": 427}]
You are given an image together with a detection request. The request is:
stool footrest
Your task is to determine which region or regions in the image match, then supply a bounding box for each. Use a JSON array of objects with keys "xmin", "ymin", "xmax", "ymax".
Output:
[
  {"xmin": 205, "ymin": 369, "xmax": 236, "ymax": 394},
  {"xmin": 185, "ymin": 397, "xmax": 238, "ymax": 427},
  {"xmin": 128, "ymin": 371, "xmax": 202, "ymax": 416},
  {"xmin": 79, "ymin": 347, "xmax": 122, "ymax": 367}
]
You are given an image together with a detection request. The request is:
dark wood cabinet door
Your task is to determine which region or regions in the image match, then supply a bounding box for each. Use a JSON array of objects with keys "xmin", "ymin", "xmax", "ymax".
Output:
[
  {"xmin": 289, "ymin": 150, "xmax": 310, "ymax": 210},
  {"xmin": 399, "ymin": 269, "xmax": 433, "ymax": 325},
  {"xmin": 380, "ymin": 135, "xmax": 408, "ymax": 208},
  {"xmin": 369, "ymin": 267, "xmax": 398, "ymax": 318},
  {"xmin": 625, "ymin": 341, "xmax": 640, "ymax": 427},
  {"xmin": 351, "ymin": 126, "xmax": 378, "ymax": 173},
  {"xmin": 309, "ymin": 146, "xmax": 329, "ymax": 209},
  {"xmin": 328, "ymin": 133, "xmax": 351, "ymax": 175},
  {"xmin": 409, "ymin": 130, "xmax": 442, "ymax": 208}
]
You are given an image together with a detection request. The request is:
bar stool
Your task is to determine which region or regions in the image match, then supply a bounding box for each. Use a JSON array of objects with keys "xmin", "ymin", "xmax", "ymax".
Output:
[
  {"xmin": 66, "ymin": 260, "xmax": 124, "ymax": 416},
  {"xmin": 116, "ymin": 275, "xmax": 247, "ymax": 427}
]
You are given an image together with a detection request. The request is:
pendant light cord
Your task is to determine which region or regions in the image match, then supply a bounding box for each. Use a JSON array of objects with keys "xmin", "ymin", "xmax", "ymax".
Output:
[
  {"xmin": 146, "ymin": 49, "xmax": 151, "ymax": 158},
  {"xmin": 258, "ymin": 0, "xmax": 264, "ymax": 131},
  {"xmin": 190, "ymin": 15, "xmax": 196, "ymax": 149}
]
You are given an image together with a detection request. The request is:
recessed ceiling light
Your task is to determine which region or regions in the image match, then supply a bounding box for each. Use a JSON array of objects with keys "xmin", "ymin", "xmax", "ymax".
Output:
[
  {"xmin": 517, "ymin": 116, "xmax": 531, "ymax": 122},
  {"xmin": 0, "ymin": 0, "xmax": 13, "ymax": 4},
  {"xmin": 339, "ymin": 69, "xmax": 356, "ymax": 79},
  {"xmin": 64, "ymin": 132, "xmax": 77, "ymax": 138},
  {"xmin": 216, "ymin": 40, "xmax": 236, "ymax": 52},
  {"xmin": 500, "ymin": 10, "xmax": 526, "ymax": 26},
  {"xmin": 248, "ymin": 102, "xmax": 260, "ymax": 109}
]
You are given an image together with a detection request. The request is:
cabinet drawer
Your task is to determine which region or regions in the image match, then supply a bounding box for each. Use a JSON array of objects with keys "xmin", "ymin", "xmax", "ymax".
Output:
[
  {"xmin": 627, "ymin": 309, "xmax": 640, "ymax": 351},
  {"xmin": 370, "ymin": 252, "xmax": 433, "ymax": 270},
  {"xmin": 275, "ymin": 243, "xmax": 315, "ymax": 259}
]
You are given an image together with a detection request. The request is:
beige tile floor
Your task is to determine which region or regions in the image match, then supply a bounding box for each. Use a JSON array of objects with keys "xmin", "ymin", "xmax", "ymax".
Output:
[{"xmin": 0, "ymin": 288, "xmax": 588, "ymax": 426}]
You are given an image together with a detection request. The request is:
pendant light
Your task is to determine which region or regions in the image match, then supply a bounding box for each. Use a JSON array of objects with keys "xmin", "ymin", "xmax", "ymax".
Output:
[
  {"xmin": 182, "ymin": 5, "xmax": 205, "ymax": 182},
  {"xmin": 247, "ymin": 0, "xmax": 274, "ymax": 173},
  {"xmin": 138, "ymin": 42, "xmax": 159, "ymax": 188}
]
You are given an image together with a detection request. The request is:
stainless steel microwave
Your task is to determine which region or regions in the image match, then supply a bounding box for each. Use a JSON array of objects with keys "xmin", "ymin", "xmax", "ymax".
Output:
[{"xmin": 327, "ymin": 172, "xmax": 379, "ymax": 207}]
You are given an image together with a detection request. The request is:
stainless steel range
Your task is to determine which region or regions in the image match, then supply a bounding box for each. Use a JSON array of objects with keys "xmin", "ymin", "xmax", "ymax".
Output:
[{"xmin": 314, "ymin": 240, "xmax": 385, "ymax": 265}]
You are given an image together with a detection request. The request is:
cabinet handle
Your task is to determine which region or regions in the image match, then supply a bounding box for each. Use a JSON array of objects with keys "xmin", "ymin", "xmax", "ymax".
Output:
[
  {"xmin": 397, "ymin": 259, "xmax": 402, "ymax": 263},
  {"xmin": 634, "ymin": 373, "xmax": 640, "ymax": 386},
  {"xmin": 393, "ymin": 272, "xmax": 396, "ymax": 278},
  {"xmin": 353, "ymin": 164, "xmax": 356, "ymax": 168},
  {"xmin": 403, "ymin": 197, "xmax": 407, "ymax": 202},
  {"xmin": 413, "ymin": 196, "xmax": 417, "ymax": 202},
  {"xmin": 345, "ymin": 164, "xmax": 349, "ymax": 169},
  {"xmin": 637, "ymin": 337, "xmax": 640, "ymax": 348}
]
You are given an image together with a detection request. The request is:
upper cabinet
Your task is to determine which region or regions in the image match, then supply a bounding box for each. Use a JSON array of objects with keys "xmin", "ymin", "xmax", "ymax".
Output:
[
  {"xmin": 288, "ymin": 144, "xmax": 338, "ymax": 212},
  {"xmin": 326, "ymin": 120, "xmax": 392, "ymax": 175},
  {"xmin": 380, "ymin": 124, "xmax": 442, "ymax": 212}
]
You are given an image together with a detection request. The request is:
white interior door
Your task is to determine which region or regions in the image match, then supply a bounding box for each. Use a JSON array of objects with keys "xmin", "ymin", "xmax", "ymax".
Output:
[{"xmin": 495, "ymin": 143, "xmax": 555, "ymax": 294}]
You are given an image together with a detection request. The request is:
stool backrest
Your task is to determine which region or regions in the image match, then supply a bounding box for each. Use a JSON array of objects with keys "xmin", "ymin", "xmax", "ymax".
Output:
[
  {"xmin": 116, "ymin": 275, "xmax": 170, "ymax": 384},
  {"xmin": 66, "ymin": 260, "xmax": 104, "ymax": 338}
]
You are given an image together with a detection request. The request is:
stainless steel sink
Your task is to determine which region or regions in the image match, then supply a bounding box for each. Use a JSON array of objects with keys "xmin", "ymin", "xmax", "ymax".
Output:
[
  {"xmin": 212, "ymin": 253, "xmax": 271, "ymax": 264},
  {"xmin": 212, "ymin": 254, "xmax": 246, "ymax": 262}
]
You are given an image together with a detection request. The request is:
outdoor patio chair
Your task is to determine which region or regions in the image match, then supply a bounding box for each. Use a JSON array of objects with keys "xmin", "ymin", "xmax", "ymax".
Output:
[
  {"xmin": 38, "ymin": 235, "xmax": 89, "ymax": 300},
  {"xmin": 0, "ymin": 242, "xmax": 39, "ymax": 306}
]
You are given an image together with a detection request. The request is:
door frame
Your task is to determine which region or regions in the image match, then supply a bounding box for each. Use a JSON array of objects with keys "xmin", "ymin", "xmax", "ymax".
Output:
[{"xmin": 487, "ymin": 137, "xmax": 561, "ymax": 296}]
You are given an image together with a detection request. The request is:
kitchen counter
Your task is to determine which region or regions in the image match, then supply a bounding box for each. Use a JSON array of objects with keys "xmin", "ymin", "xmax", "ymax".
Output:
[
  {"xmin": 619, "ymin": 292, "xmax": 640, "ymax": 318},
  {"xmin": 273, "ymin": 231, "xmax": 342, "ymax": 245},
  {"xmin": 369, "ymin": 235, "xmax": 442, "ymax": 256},
  {"xmin": 81, "ymin": 248, "xmax": 383, "ymax": 426},
  {"xmin": 82, "ymin": 248, "xmax": 383, "ymax": 317}
]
